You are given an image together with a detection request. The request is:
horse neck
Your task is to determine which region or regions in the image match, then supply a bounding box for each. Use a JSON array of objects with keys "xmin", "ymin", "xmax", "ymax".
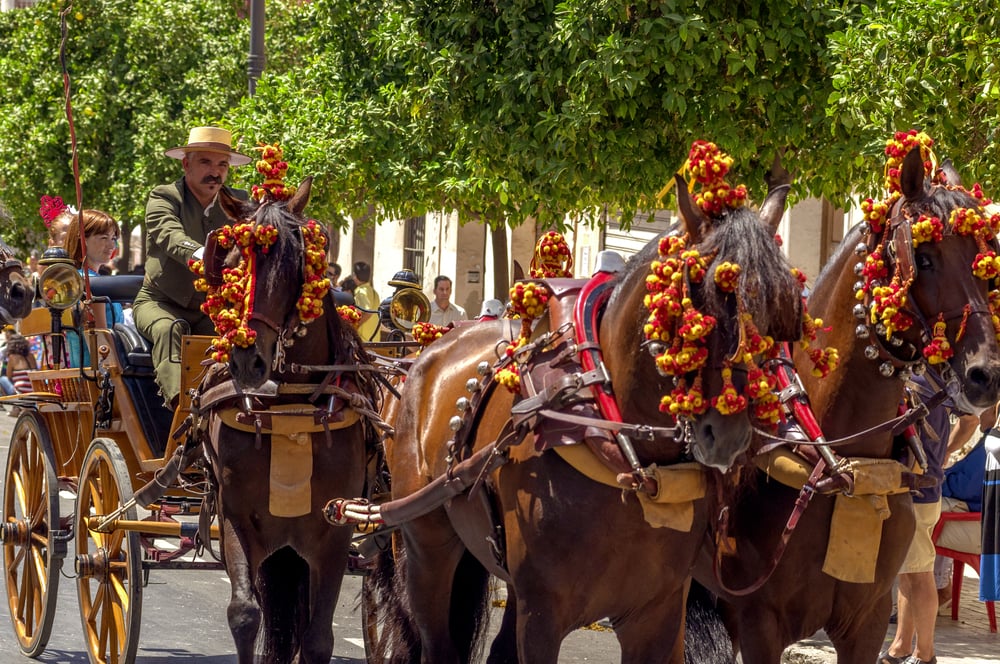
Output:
[
  {"xmin": 597, "ymin": 262, "xmax": 680, "ymax": 458},
  {"xmin": 796, "ymin": 232, "xmax": 903, "ymax": 456}
]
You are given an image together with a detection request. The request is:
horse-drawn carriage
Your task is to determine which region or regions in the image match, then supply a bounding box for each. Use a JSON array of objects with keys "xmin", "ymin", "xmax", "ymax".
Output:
[{"xmin": 0, "ymin": 179, "xmax": 400, "ymax": 664}]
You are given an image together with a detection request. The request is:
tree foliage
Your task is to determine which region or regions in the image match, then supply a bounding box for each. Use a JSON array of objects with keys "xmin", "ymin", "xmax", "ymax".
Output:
[
  {"xmin": 1, "ymin": 1, "xmax": 1000, "ymax": 251},
  {"xmin": 0, "ymin": 0, "xmax": 248, "ymax": 251}
]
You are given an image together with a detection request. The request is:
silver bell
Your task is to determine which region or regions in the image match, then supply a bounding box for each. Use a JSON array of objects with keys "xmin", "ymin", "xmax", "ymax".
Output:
[
  {"xmin": 477, "ymin": 361, "xmax": 491, "ymax": 376},
  {"xmin": 864, "ymin": 345, "xmax": 879, "ymax": 360},
  {"xmin": 912, "ymin": 362, "xmax": 926, "ymax": 376},
  {"xmin": 855, "ymin": 324, "xmax": 870, "ymax": 340},
  {"xmin": 898, "ymin": 367, "xmax": 913, "ymax": 381},
  {"xmin": 875, "ymin": 323, "xmax": 887, "ymax": 337},
  {"xmin": 854, "ymin": 242, "xmax": 868, "ymax": 256},
  {"xmin": 853, "ymin": 262, "xmax": 865, "ymax": 276},
  {"xmin": 852, "ymin": 280, "xmax": 865, "ymax": 293},
  {"xmin": 466, "ymin": 378, "xmax": 481, "ymax": 393},
  {"xmin": 890, "ymin": 335, "xmax": 903, "ymax": 347},
  {"xmin": 879, "ymin": 362, "xmax": 896, "ymax": 377},
  {"xmin": 647, "ymin": 341, "xmax": 666, "ymax": 357},
  {"xmin": 449, "ymin": 415, "xmax": 463, "ymax": 432},
  {"xmin": 853, "ymin": 304, "xmax": 868, "ymax": 320},
  {"xmin": 455, "ymin": 397, "xmax": 470, "ymax": 412}
]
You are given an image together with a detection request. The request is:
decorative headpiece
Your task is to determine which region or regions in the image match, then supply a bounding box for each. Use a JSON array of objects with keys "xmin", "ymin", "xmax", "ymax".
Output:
[
  {"xmin": 251, "ymin": 143, "xmax": 296, "ymax": 202},
  {"xmin": 39, "ymin": 195, "xmax": 68, "ymax": 228},
  {"xmin": 190, "ymin": 143, "xmax": 329, "ymax": 364},
  {"xmin": 854, "ymin": 130, "xmax": 1000, "ymax": 374},
  {"xmin": 644, "ymin": 141, "xmax": 836, "ymax": 426}
]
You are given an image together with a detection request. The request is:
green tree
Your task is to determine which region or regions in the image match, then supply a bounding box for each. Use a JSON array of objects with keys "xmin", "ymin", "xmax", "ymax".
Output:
[
  {"xmin": 0, "ymin": 0, "xmax": 249, "ymax": 253},
  {"xmin": 826, "ymin": 0, "xmax": 1000, "ymax": 193}
]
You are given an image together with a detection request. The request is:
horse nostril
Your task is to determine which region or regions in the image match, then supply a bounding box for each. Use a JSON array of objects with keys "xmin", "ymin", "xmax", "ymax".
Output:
[{"xmin": 967, "ymin": 363, "xmax": 1000, "ymax": 393}]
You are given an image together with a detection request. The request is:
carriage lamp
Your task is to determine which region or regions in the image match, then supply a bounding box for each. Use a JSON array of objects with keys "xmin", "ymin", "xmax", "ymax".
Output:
[
  {"xmin": 36, "ymin": 257, "xmax": 84, "ymax": 369},
  {"xmin": 38, "ymin": 261, "xmax": 84, "ymax": 310}
]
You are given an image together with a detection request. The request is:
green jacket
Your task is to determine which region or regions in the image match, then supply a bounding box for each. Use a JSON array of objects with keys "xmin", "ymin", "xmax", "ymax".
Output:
[{"xmin": 142, "ymin": 178, "xmax": 248, "ymax": 309}]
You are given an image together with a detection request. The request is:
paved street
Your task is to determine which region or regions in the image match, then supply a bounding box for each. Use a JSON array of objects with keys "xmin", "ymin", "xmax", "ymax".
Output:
[{"xmin": 0, "ymin": 407, "xmax": 995, "ymax": 663}]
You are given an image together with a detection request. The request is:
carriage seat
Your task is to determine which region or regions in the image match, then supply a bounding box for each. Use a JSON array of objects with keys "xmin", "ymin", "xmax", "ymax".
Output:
[
  {"xmin": 87, "ymin": 274, "xmax": 144, "ymax": 301},
  {"xmin": 113, "ymin": 323, "xmax": 154, "ymax": 369}
]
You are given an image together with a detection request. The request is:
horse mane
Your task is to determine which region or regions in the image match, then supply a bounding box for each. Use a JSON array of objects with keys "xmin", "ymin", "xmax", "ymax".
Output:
[
  {"xmin": 0, "ymin": 237, "xmax": 18, "ymax": 262},
  {"xmin": 608, "ymin": 208, "xmax": 801, "ymax": 346},
  {"xmin": 252, "ymin": 200, "xmax": 383, "ymax": 420},
  {"xmin": 908, "ymin": 181, "xmax": 982, "ymax": 219}
]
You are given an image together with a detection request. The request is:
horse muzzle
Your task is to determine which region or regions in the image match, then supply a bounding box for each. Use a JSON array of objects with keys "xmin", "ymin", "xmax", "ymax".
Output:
[
  {"xmin": 689, "ymin": 409, "xmax": 752, "ymax": 472},
  {"xmin": 228, "ymin": 345, "xmax": 272, "ymax": 389}
]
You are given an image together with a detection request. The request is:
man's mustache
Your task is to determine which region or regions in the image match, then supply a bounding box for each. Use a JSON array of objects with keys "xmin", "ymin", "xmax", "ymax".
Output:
[{"xmin": 201, "ymin": 175, "xmax": 223, "ymax": 185}]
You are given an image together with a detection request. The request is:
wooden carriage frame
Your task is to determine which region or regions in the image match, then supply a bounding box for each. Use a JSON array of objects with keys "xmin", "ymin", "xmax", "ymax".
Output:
[{"xmin": 0, "ymin": 274, "xmax": 397, "ymax": 664}]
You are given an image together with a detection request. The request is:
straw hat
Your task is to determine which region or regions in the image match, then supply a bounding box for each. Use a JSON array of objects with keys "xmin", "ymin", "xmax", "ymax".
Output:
[{"xmin": 164, "ymin": 127, "xmax": 251, "ymax": 166}]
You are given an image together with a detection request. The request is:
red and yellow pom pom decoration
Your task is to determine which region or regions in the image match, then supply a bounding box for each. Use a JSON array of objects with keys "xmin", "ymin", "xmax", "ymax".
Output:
[
  {"xmin": 529, "ymin": 231, "xmax": 574, "ymax": 278},
  {"xmin": 191, "ymin": 222, "xmax": 279, "ymax": 363},
  {"xmin": 922, "ymin": 315, "xmax": 954, "ymax": 364},
  {"xmin": 251, "ymin": 143, "xmax": 297, "ymax": 203},
  {"xmin": 683, "ymin": 140, "xmax": 748, "ymax": 215},
  {"xmin": 337, "ymin": 305, "xmax": 362, "ymax": 328},
  {"xmin": 412, "ymin": 322, "xmax": 452, "ymax": 348},
  {"xmin": 853, "ymin": 130, "xmax": 1000, "ymax": 368}
]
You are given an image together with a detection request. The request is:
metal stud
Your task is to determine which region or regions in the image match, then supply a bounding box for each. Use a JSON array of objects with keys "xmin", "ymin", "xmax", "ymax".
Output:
[
  {"xmin": 477, "ymin": 361, "xmax": 491, "ymax": 376},
  {"xmin": 466, "ymin": 378, "xmax": 481, "ymax": 393},
  {"xmin": 864, "ymin": 345, "xmax": 879, "ymax": 360},
  {"xmin": 455, "ymin": 397, "xmax": 470, "ymax": 412},
  {"xmin": 853, "ymin": 304, "xmax": 868, "ymax": 320},
  {"xmin": 449, "ymin": 415, "xmax": 463, "ymax": 432},
  {"xmin": 879, "ymin": 362, "xmax": 896, "ymax": 377},
  {"xmin": 854, "ymin": 242, "xmax": 868, "ymax": 256},
  {"xmin": 855, "ymin": 324, "xmax": 870, "ymax": 340}
]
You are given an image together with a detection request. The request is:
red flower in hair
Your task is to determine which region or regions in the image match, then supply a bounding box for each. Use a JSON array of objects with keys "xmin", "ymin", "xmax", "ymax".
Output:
[{"xmin": 39, "ymin": 195, "xmax": 68, "ymax": 228}]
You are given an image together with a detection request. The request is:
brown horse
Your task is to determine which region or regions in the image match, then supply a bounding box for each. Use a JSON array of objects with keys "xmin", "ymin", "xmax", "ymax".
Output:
[
  {"xmin": 196, "ymin": 180, "xmax": 381, "ymax": 664},
  {"xmin": 0, "ymin": 240, "xmax": 34, "ymax": 325},
  {"xmin": 366, "ymin": 170, "xmax": 805, "ymax": 664},
  {"xmin": 690, "ymin": 146, "xmax": 1000, "ymax": 662}
]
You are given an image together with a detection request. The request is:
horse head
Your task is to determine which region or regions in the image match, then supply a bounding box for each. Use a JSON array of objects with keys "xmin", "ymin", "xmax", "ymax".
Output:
[
  {"xmin": 214, "ymin": 178, "xmax": 338, "ymax": 389},
  {"xmin": 855, "ymin": 145, "xmax": 1000, "ymax": 413},
  {"xmin": 0, "ymin": 240, "xmax": 34, "ymax": 325},
  {"xmin": 605, "ymin": 163, "xmax": 802, "ymax": 472}
]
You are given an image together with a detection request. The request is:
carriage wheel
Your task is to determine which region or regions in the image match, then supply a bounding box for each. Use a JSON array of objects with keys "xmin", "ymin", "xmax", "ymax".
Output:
[
  {"xmin": 1, "ymin": 411, "xmax": 63, "ymax": 656},
  {"xmin": 75, "ymin": 438, "xmax": 142, "ymax": 664}
]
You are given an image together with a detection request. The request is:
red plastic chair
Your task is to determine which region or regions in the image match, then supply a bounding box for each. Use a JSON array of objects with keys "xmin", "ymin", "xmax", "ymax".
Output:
[{"xmin": 932, "ymin": 511, "xmax": 997, "ymax": 632}]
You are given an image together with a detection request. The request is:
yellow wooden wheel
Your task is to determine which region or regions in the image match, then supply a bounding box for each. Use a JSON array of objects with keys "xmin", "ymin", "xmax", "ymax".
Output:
[
  {"xmin": 75, "ymin": 438, "xmax": 142, "ymax": 664},
  {"xmin": 2, "ymin": 411, "xmax": 63, "ymax": 656}
]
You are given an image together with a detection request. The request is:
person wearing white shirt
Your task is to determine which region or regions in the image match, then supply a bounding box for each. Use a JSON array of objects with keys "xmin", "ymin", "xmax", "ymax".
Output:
[{"xmin": 428, "ymin": 275, "xmax": 467, "ymax": 326}]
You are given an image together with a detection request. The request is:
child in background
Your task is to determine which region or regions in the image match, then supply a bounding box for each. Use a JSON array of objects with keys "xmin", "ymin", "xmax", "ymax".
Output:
[{"xmin": 5, "ymin": 334, "xmax": 36, "ymax": 394}]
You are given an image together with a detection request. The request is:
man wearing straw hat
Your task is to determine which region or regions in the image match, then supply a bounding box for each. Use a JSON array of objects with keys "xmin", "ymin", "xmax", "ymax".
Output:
[{"xmin": 133, "ymin": 126, "xmax": 251, "ymax": 410}]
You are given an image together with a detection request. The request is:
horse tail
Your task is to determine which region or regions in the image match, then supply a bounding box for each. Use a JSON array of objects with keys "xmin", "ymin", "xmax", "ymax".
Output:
[
  {"xmin": 451, "ymin": 548, "xmax": 492, "ymax": 663},
  {"xmin": 364, "ymin": 534, "xmax": 421, "ymax": 663},
  {"xmin": 259, "ymin": 546, "xmax": 308, "ymax": 663},
  {"xmin": 683, "ymin": 581, "xmax": 736, "ymax": 664}
]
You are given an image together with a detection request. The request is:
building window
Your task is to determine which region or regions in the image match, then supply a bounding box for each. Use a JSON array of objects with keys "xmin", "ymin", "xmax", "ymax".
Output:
[{"xmin": 403, "ymin": 215, "xmax": 425, "ymax": 280}]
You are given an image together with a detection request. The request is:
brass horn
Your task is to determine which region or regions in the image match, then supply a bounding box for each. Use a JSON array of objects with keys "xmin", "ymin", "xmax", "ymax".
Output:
[{"xmin": 389, "ymin": 287, "xmax": 431, "ymax": 331}]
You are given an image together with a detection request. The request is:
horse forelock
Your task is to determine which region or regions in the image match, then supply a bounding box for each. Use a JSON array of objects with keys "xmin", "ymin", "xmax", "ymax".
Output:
[
  {"xmin": 699, "ymin": 207, "xmax": 802, "ymax": 341},
  {"xmin": 904, "ymin": 182, "xmax": 982, "ymax": 222}
]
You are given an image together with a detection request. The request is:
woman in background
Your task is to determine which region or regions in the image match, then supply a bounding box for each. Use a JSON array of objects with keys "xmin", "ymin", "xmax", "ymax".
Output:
[{"xmin": 61, "ymin": 209, "xmax": 125, "ymax": 366}]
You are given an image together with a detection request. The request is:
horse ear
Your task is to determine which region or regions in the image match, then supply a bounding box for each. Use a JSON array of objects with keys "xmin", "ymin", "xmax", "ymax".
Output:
[
  {"xmin": 900, "ymin": 147, "xmax": 928, "ymax": 200},
  {"xmin": 938, "ymin": 157, "xmax": 963, "ymax": 187},
  {"xmin": 288, "ymin": 177, "xmax": 313, "ymax": 217},
  {"xmin": 759, "ymin": 184, "xmax": 791, "ymax": 235},
  {"xmin": 764, "ymin": 151, "xmax": 791, "ymax": 190},
  {"xmin": 217, "ymin": 188, "xmax": 248, "ymax": 222},
  {"xmin": 675, "ymin": 174, "xmax": 709, "ymax": 244}
]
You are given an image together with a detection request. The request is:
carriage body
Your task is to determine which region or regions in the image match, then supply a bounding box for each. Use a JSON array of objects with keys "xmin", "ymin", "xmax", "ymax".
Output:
[{"xmin": 0, "ymin": 273, "xmax": 224, "ymax": 664}]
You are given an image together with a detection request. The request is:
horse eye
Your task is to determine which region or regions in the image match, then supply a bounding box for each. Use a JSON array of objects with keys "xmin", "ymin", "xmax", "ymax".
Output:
[{"xmin": 915, "ymin": 252, "xmax": 934, "ymax": 271}]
